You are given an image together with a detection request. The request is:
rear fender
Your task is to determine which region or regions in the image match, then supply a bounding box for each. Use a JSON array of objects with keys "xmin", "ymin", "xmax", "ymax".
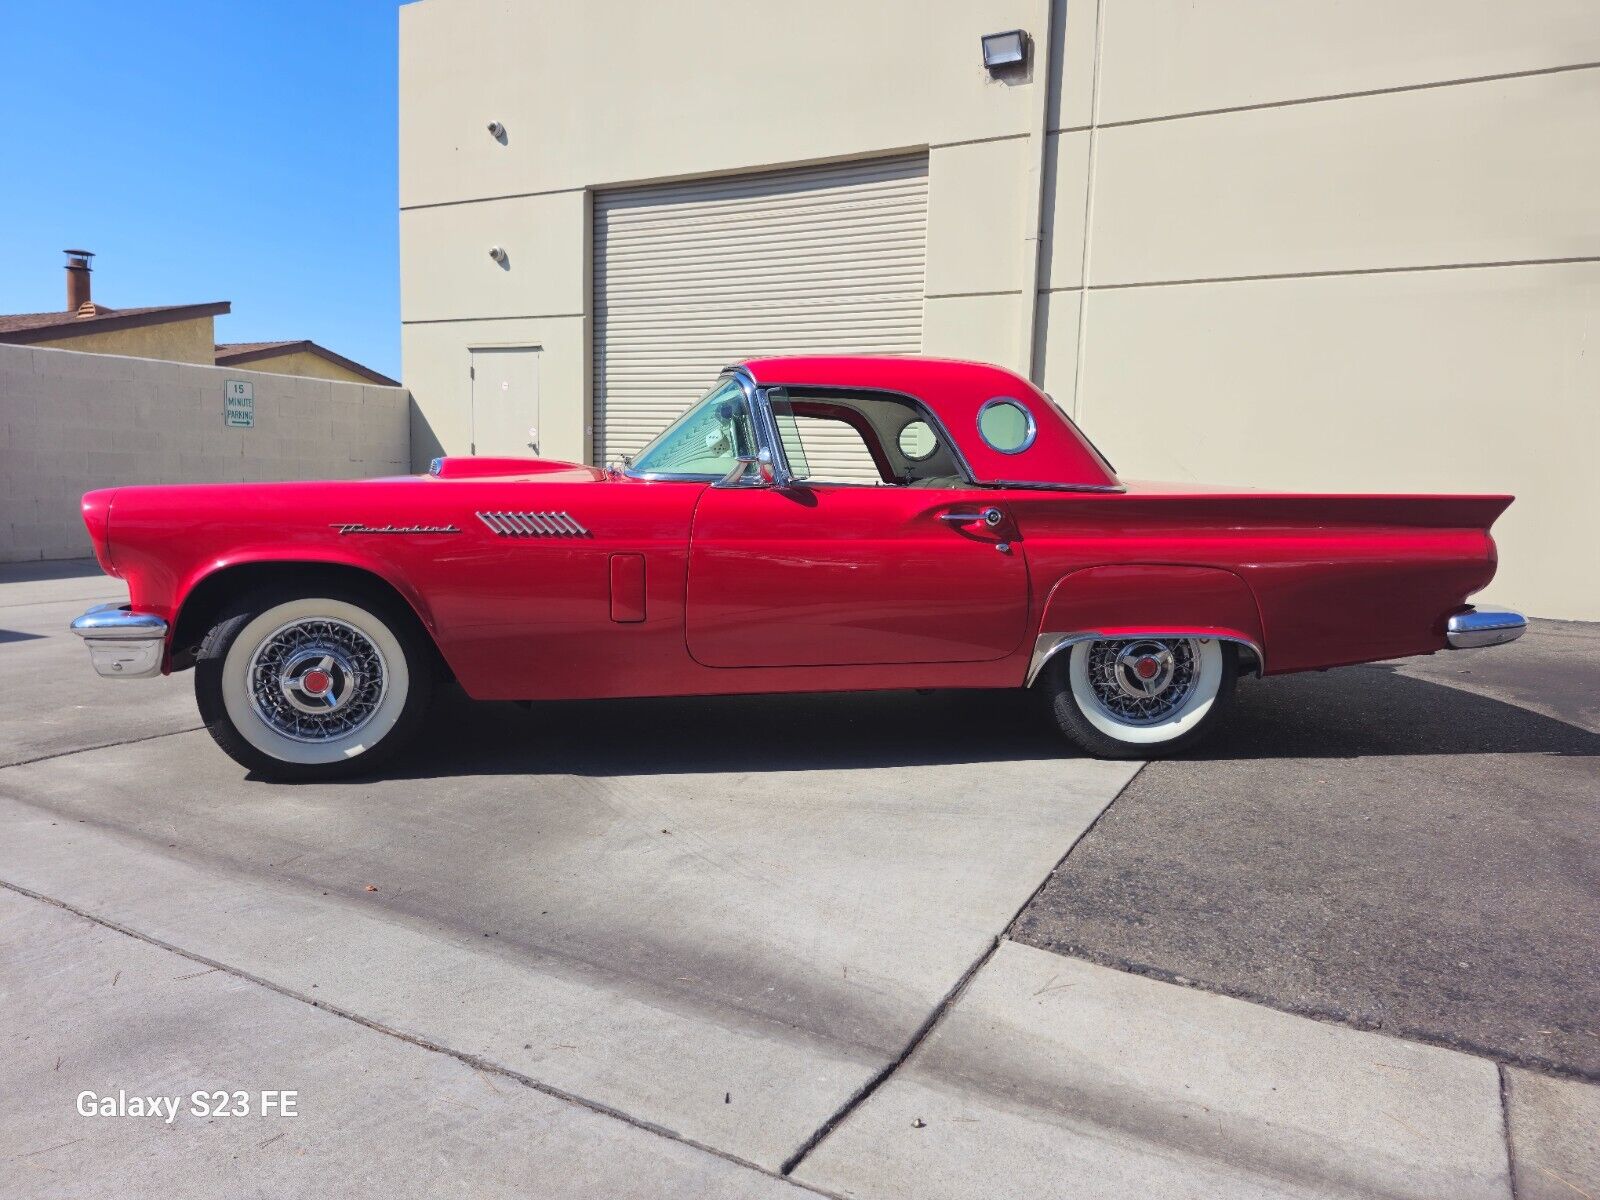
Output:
[{"xmin": 1030, "ymin": 564, "xmax": 1266, "ymax": 685}]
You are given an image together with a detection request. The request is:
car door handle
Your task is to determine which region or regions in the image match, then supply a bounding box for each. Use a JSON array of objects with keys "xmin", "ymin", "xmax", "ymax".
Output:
[{"xmin": 940, "ymin": 507, "xmax": 1004, "ymax": 528}]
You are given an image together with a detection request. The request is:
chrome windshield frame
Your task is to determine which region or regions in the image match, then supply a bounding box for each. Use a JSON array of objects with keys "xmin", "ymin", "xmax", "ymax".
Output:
[{"xmin": 748, "ymin": 382, "xmax": 796, "ymax": 489}]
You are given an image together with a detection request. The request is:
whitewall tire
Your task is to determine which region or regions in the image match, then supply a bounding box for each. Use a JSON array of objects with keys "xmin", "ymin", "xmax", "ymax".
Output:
[
  {"xmin": 1042, "ymin": 636, "xmax": 1236, "ymax": 759},
  {"xmin": 196, "ymin": 587, "xmax": 434, "ymax": 781}
]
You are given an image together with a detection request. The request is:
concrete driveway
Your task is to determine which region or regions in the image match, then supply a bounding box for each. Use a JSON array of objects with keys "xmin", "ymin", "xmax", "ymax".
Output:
[
  {"xmin": 2, "ymin": 561, "xmax": 1595, "ymax": 1199},
  {"xmin": 1, "ymin": 560, "xmax": 1142, "ymax": 1192}
]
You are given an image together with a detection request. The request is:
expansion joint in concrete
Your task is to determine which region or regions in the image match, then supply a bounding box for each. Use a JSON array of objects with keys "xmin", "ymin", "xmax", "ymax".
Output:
[
  {"xmin": 0, "ymin": 725, "xmax": 202, "ymax": 773},
  {"xmin": 782, "ymin": 761, "xmax": 1147, "ymax": 1176},
  {"xmin": 0, "ymin": 877, "xmax": 843, "ymax": 1200}
]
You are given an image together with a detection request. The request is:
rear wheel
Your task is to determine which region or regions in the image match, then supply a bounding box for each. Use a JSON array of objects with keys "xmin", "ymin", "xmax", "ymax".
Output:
[
  {"xmin": 195, "ymin": 587, "xmax": 434, "ymax": 781},
  {"xmin": 1041, "ymin": 636, "xmax": 1236, "ymax": 759}
]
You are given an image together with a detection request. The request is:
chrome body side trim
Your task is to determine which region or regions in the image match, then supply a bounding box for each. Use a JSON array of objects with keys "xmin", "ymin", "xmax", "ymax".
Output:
[
  {"xmin": 70, "ymin": 603, "xmax": 168, "ymax": 679},
  {"xmin": 1026, "ymin": 630, "xmax": 1265, "ymax": 687},
  {"xmin": 622, "ymin": 470, "xmax": 728, "ymax": 482},
  {"xmin": 980, "ymin": 480, "xmax": 1129, "ymax": 494},
  {"xmin": 1445, "ymin": 609, "xmax": 1527, "ymax": 649},
  {"xmin": 477, "ymin": 511, "xmax": 591, "ymax": 537}
]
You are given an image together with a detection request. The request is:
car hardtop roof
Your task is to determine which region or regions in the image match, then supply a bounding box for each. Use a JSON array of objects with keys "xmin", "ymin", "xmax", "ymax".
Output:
[
  {"xmin": 734, "ymin": 355, "xmax": 1120, "ymax": 491},
  {"xmin": 737, "ymin": 354, "xmax": 1032, "ymax": 395}
]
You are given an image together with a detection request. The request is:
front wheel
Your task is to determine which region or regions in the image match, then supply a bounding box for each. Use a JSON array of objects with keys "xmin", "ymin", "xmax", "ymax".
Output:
[
  {"xmin": 195, "ymin": 587, "xmax": 434, "ymax": 781},
  {"xmin": 1041, "ymin": 636, "xmax": 1236, "ymax": 759}
]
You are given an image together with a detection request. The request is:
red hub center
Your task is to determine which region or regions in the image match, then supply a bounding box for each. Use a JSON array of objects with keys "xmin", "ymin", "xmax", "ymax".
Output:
[
  {"xmin": 1134, "ymin": 657, "xmax": 1160, "ymax": 681},
  {"xmin": 302, "ymin": 668, "xmax": 332, "ymax": 696}
]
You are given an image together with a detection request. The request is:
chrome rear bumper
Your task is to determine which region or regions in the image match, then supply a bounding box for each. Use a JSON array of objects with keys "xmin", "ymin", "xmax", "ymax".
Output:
[
  {"xmin": 1445, "ymin": 608, "xmax": 1526, "ymax": 650},
  {"xmin": 70, "ymin": 603, "xmax": 168, "ymax": 678}
]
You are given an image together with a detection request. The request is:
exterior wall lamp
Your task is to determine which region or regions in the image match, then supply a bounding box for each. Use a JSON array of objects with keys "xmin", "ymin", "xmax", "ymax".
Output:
[{"xmin": 981, "ymin": 29, "xmax": 1030, "ymax": 73}]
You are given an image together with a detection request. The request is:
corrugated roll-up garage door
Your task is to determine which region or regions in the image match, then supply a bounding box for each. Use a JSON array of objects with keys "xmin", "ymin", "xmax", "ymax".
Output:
[{"xmin": 593, "ymin": 153, "xmax": 928, "ymax": 479}]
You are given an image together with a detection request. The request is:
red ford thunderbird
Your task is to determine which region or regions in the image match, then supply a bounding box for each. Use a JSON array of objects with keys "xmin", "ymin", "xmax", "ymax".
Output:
[{"xmin": 72, "ymin": 356, "xmax": 1524, "ymax": 780}]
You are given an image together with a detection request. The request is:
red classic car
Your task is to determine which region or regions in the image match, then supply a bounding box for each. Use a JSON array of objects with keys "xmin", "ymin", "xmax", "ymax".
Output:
[{"xmin": 72, "ymin": 355, "xmax": 1525, "ymax": 780}]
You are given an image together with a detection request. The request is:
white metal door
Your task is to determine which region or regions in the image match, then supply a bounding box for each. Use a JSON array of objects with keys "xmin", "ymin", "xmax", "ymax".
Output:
[
  {"xmin": 593, "ymin": 153, "xmax": 929, "ymax": 472},
  {"xmin": 470, "ymin": 346, "xmax": 541, "ymax": 457}
]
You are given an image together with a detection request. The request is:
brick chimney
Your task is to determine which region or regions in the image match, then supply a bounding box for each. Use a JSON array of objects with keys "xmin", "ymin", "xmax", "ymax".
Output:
[{"xmin": 64, "ymin": 249, "xmax": 94, "ymax": 314}]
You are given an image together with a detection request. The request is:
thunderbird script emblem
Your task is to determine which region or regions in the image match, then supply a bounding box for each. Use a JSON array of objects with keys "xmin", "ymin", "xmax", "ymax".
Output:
[{"xmin": 329, "ymin": 523, "xmax": 461, "ymax": 535}]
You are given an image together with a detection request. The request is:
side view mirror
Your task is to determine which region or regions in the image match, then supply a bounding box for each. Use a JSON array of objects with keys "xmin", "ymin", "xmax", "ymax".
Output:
[{"xmin": 717, "ymin": 447, "xmax": 778, "ymax": 488}]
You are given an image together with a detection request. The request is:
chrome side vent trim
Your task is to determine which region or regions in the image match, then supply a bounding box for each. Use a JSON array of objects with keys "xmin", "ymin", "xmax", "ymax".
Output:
[{"xmin": 476, "ymin": 511, "xmax": 591, "ymax": 538}]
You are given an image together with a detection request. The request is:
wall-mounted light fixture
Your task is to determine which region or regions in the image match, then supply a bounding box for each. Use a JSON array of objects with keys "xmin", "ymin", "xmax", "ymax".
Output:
[
  {"xmin": 488, "ymin": 245, "xmax": 508, "ymax": 265},
  {"xmin": 487, "ymin": 120, "xmax": 506, "ymax": 139},
  {"xmin": 980, "ymin": 29, "xmax": 1029, "ymax": 73}
]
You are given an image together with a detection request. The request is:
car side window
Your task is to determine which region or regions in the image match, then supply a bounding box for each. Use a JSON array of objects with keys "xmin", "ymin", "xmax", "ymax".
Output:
[
  {"xmin": 774, "ymin": 413, "xmax": 883, "ymax": 485},
  {"xmin": 768, "ymin": 389, "xmax": 972, "ymax": 489}
]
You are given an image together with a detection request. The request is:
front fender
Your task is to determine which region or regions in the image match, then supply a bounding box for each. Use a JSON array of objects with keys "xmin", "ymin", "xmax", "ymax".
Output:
[
  {"xmin": 172, "ymin": 546, "xmax": 441, "ymax": 635},
  {"xmin": 1030, "ymin": 564, "xmax": 1266, "ymax": 685},
  {"xmin": 160, "ymin": 550, "xmax": 444, "ymax": 681}
]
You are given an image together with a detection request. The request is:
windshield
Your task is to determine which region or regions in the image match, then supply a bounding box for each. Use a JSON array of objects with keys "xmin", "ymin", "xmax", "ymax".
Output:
[{"xmin": 625, "ymin": 378, "xmax": 759, "ymax": 479}]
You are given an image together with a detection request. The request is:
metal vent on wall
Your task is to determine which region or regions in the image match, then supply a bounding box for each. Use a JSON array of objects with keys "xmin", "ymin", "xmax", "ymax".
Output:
[
  {"xmin": 476, "ymin": 511, "xmax": 590, "ymax": 537},
  {"xmin": 592, "ymin": 153, "xmax": 929, "ymax": 479}
]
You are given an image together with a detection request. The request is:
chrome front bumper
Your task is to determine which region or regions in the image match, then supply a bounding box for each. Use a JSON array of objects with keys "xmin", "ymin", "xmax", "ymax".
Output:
[
  {"xmin": 70, "ymin": 603, "xmax": 168, "ymax": 678},
  {"xmin": 1445, "ymin": 608, "xmax": 1527, "ymax": 650}
]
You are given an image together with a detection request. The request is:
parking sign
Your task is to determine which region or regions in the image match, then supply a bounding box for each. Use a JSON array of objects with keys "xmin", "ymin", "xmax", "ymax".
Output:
[{"xmin": 224, "ymin": 380, "xmax": 254, "ymax": 428}]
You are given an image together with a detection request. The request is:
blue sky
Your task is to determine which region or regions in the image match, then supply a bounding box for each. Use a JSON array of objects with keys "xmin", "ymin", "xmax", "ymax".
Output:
[{"xmin": 0, "ymin": 2, "xmax": 402, "ymax": 379}]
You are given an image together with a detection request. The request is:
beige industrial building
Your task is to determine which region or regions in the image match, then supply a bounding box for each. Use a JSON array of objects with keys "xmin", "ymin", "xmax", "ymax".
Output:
[{"xmin": 399, "ymin": 0, "xmax": 1600, "ymax": 619}]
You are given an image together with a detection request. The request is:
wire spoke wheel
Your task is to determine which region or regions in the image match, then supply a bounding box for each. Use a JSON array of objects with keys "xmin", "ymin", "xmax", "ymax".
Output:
[
  {"xmin": 245, "ymin": 617, "xmax": 388, "ymax": 743},
  {"xmin": 1083, "ymin": 637, "xmax": 1199, "ymax": 725},
  {"xmin": 1046, "ymin": 634, "xmax": 1236, "ymax": 758},
  {"xmin": 200, "ymin": 589, "xmax": 433, "ymax": 780}
]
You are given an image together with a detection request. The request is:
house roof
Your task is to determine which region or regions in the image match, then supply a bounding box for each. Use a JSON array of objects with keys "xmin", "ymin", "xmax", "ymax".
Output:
[
  {"xmin": 0, "ymin": 301, "xmax": 231, "ymax": 343},
  {"xmin": 214, "ymin": 339, "xmax": 400, "ymax": 387}
]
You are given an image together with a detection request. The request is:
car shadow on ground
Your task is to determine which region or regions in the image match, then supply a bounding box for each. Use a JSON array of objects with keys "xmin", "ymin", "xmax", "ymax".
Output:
[
  {"xmin": 385, "ymin": 686, "xmax": 1062, "ymax": 780},
  {"xmin": 373, "ymin": 662, "xmax": 1597, "ymax": 782},
  {"xmin": 1195, "ymin": 663, "xmax": 1597, "ymax": 761},
  {"xmin": 0, "ymin": 557, "xmax": 107, "ymax": 585}
]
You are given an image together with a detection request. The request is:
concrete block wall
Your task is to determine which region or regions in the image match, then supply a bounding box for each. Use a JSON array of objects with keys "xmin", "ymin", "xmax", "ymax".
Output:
[{"xmin": 0, "ymin": 343, "xmax": 410, "ymax": 562}]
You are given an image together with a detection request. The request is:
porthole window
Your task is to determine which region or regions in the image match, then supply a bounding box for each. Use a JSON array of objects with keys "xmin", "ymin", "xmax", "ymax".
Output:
[
  {"xmin": 977, "ymin": 398, "xmax": 1036, "ymax": 454},
  {"xmin": 897, "ymin": 418, "xmax": 939, "ymax": 462}
]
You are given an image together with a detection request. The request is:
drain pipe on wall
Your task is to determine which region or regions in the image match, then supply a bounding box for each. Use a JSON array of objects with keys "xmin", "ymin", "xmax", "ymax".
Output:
[{"xmin": 1017, "ymin": 0, "xmax": 1058, "ymax": 383}]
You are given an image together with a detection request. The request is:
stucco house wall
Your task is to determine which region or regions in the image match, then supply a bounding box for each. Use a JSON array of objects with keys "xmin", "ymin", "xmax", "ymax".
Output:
[
  {"xmin": 28, "ymin": 314, "xmax": 218, "ymax": 366},
  {"xmin": 224, "ymin": 348, "xmax": 378, "ymax": 385}
]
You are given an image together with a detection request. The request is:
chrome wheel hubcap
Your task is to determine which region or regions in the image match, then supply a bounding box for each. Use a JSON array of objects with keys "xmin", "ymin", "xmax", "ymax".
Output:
[
  {"xmin": 1086, "ymin": 638, "xmax": 1198, "ymax": 724},
  {"xmin": 247, "ymin": 618, "xmax": 387, "ymax": 743}
]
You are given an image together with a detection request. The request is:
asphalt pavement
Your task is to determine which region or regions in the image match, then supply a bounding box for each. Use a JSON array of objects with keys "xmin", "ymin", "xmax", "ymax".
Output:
[{"xmin": 1015, "ymin": 619, "xmax": 1600, "ymax": 1080}]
